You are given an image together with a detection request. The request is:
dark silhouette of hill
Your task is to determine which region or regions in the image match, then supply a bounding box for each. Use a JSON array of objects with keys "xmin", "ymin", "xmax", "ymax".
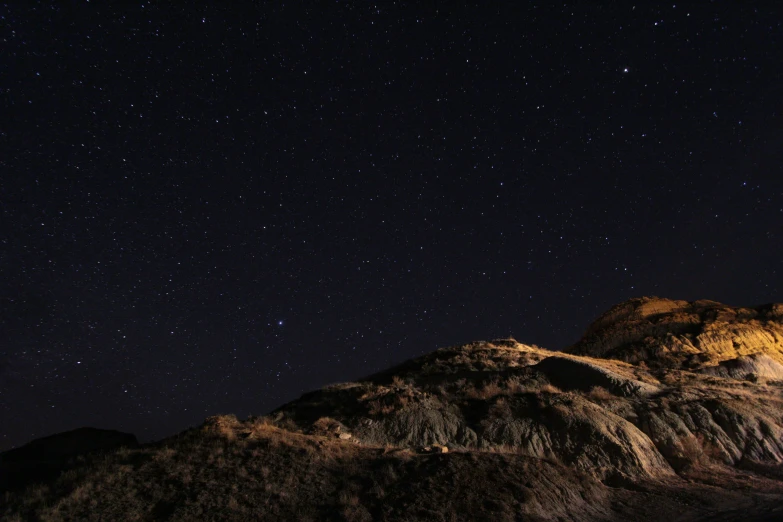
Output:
[
  {"xmin": 0, "ymin": 428, "xmax": 137, "ymax": 493},
  {"xmin": 2, "ymin": 297, "xmax": 783, "ymax": 521}
]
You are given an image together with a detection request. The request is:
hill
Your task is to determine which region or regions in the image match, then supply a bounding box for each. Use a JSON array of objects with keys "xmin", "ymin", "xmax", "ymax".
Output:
[{"xmin": 2, "ymin": 297, "xmax": 783, "ymax": 521}]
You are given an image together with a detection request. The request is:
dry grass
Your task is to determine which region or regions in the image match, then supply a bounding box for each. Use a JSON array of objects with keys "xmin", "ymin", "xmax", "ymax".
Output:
[
  {"xmin": 487, "ymin": 398, "xmax": 514, "ymax": 419},
  {"xmin": 367, "ymin": 400, "xmax": 396, "ymax": 416},
  {"xmin": 310, "ymin": 416, "xmax": 341, "ymax": 433},
  {"xmin": 505, "ymin": 376, "xmax": 529, "ymax": 394},
  {"xmin": 466, "ymin": 380, "xmax": 504, "ymax": 400},
  {"xmin": 413, "ymin": 341, "xmax": 549, "ymax": 376},
  {"xmin": 459, "ymin": 374, "xmax": 568, "ymax": 400},
  {"xmin": 366, "ymin": 393, "xmax": 413, "ymax": 416},
  {"xmin": 587, "ymin": 386, "xmax": 614, "ymax": 401},
  {"xmin": 540, "ymin": 384, "xmax": 563, "ymax": 394},
  {"xmin": 483, "ymin": 444, "xmax": 525, "ymax": 455},
  {"xmin": 677, "ymin": 433, "xmax": 728, "ymax": 469},
  {"xmin": 361, "ymin": 383, "xmax": 418, "ymax": 416},
  {"xmin": 679, "ymin": 434, "xmax": 705, "ymax": 464}
]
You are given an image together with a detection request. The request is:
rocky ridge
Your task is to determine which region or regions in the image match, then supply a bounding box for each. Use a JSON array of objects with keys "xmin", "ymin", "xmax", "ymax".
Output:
[{"xmin": 270, "ymin": 328, "xmax": 783, "ymax": 482}]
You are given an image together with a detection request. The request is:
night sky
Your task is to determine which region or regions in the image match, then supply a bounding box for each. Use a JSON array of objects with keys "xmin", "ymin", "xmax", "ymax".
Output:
[{"xmin": 2, "ymin": 3, "xmax": 782, "ymax": 451}]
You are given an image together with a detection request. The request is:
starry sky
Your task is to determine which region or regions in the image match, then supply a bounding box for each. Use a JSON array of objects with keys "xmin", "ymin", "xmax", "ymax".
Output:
[{"xmin": 2, "ymin": 2, "xmax": 782, "ymax": 450}]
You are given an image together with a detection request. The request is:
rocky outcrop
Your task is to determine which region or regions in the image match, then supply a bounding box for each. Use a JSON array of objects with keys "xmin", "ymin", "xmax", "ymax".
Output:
[
  {"xmin": 636, "ymin": 395, "xmax": 783, "ymax": 470},
  {"xmin": 567, "ymin": 297, "xmax": 783, "ymax": 371},
  {"xmin": 701, "ymin": 353, "xmax": 783, "ymax": 381}
]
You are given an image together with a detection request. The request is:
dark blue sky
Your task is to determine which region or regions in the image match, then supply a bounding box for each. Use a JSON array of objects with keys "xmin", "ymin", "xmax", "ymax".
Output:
[{"xmin": 2, "ymin": 2, "xmax": 781, "ymax": 450}]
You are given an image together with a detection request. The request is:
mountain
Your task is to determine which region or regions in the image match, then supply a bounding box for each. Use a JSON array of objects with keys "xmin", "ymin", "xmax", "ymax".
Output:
[{"xmin": 2, "ymin": 297, "xmax": 783, "ymax": 521}]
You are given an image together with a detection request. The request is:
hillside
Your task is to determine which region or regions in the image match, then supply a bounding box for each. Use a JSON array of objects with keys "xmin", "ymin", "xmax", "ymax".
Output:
[{"xmin": 2, "ymin": 297, "xmax": 783, "ymax": 521}]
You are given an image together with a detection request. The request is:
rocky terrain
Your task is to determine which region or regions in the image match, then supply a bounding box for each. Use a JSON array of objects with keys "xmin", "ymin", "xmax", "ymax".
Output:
[
  {"xmin": 2, "ymin": 297, "xmax": 783, "ymax": 521},
  {"xmin": 567, "ymin": 297, "xmax": 783, "ymax": 375}
]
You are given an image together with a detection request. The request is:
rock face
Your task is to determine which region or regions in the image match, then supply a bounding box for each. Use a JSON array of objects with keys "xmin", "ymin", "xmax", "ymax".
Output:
[
  {"xmin": 566, "ymin": 296, "xmax": 783, "ymax": 371},
  {"xmin": 702, "ymin": 353, "xmax": 783, "ymax": 381}
]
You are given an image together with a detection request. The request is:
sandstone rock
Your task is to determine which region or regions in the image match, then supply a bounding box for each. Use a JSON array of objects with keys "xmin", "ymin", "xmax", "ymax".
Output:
[
  {"xmin": 567, "ymin": 296, "xmax": 783, "ymax": 370},
  {"xmin": 701, "ymin": 353, "xmax": 783, "ymax": 381}
]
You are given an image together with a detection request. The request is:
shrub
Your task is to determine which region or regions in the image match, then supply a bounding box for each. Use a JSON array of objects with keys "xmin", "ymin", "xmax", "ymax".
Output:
[
  {"xmin": 465, "ymin": 380, "xmax": 503, "ymax": 399},
  {"xmin": 678, "ymin": 434, "xmax": 705, "ymax": 465},
  {"xmin": 367, "ymin": 399, "xmax": 397, "ymax": 416},
  {"xmin": 488, "ymin": 398, "xmax": 513, "ymax": 419},
  {"xmin": 587, "ymin": 386, "xmax": 614, "ymax": 401},
  {"xmin": 505, "ymin": 376, "xmax": 531, "ymax": 394}
]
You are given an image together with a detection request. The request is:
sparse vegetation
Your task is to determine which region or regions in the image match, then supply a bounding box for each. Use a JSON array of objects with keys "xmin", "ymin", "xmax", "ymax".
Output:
[
  {"xmin": 587, "ymin": 386, "xmax": 614, "ymax": 401},
  {"xmin": 465, "ymin": 379, "xmax": 504, "ymax": 400},
  {"xmin": 0, "ymin": 415, "xmax": 617, "ymax": 521},
  {"xmin": 539, "ymin": 383, "xmax": 563, "ymax": 394}
]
